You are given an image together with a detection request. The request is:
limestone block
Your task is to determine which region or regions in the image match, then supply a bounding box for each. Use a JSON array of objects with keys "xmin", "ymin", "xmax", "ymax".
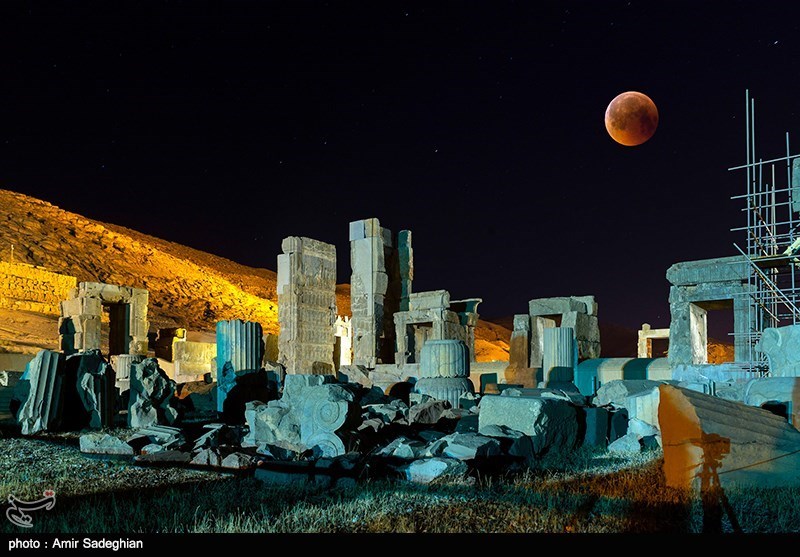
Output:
[
  {"xmin": 542, "ymin": 327, "xmax": 576, "ymax": 385},
  {"xmin": 593, "ymin": 379, "xmax": 665, "ymax": 408},
  {"xmin": 581, "ymin": 406, "xmax": 610, "ymax": 448},
  {"xmin": 743, "ymin": 377, "xmax": 800, "ymax": 425},
  {"xmin": 659, "ymin": 384, "xmax": 800, "ymax": 489},
  {"xmin": 571, "ymin": 295, "xmax": 598, "ymax": 316},
  {"xmin": 60, "ymin": 297, "xmax": 83, "ymax": 317},
  {"xmin": 561, "ymin": 312, "xmax": 601, "ymax": 343},
  {"xmin": 408, "ymin": 399, "xmax": 451, "ymax": 424},
  {"xmin": 79, "ymin": 433, "xmax": 134, "ymax": 456},
  {"xmin": 243, "ymin": 400, "xmax": 300, "ymax": 446},
  {"xmin": 608, "ymin": 432, "xmax": 641, "ymax": 455},
  {"xmin": 529, "ymin": 316, "xmax": 556, "ymax": 368},
  {"xmin": 16, "ymin": 350, "xmax": 65, "ymax": 435},
  {"xmin": 626, "ymin": 386, "xmax": 661, "ymax": 429},
  {"xmin": 529, "ymin": 297, "xmax": 584, "ymax": 317},
  {"xmin": 414, "ymin": 377, "xmax": 474, "ymax": 408},
  {"xmin": 478, "ymin": 395, "xmax": 578, "ymax": 456},
  {"xmin": 666, "ymin": 256, "xmax": 749, "ymax": 286},
  {"xmin": 70, "ymin": 350, "xmax": 116, "ymax": 430},
  {"xmin": 403, "ymin": 457, "xmax": 468, "ymax": 484},
  {"xmin": 419, "ymin": 339, "xmax": 470, "ymax": 378},
  {"xmin": 756, "ymin": 325, "xmax": 800, "ymax": 377},
  {"xmin": 409, "ymin": 290, "xmax": 450, "ymax": 311},
  {"xmin": 128, "ymin": 358, "xmax": 178, "ymax": 428},
  {"xmin": 440, "ymin": 432, "xmax": 501, "ymax": 460}
]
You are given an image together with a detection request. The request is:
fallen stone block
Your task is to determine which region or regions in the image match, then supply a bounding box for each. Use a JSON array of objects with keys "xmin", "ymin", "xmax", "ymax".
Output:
[
  {"xmin": 402, "ymin": 457, "xmax": 469, "ymax": 484},
  {"xmin": 454, "ymin": 414, "xmax": 479, "ymax": 433},
  {"xmin": 659, "ymin": 384, "xmax": 800, "ymax": 489},
  {"xmin": 628, "ymin": 418, "xmax": 659, "ymax": 439},
  {"xmin": 376, "ymin": 437, "xmax": 426, "ymax": 459},
  {"xmin": 128, "ymin": 358, "xmax": 178, "ymax": 428},
  {"xmin": 608, "ymin": 432, "xmax": 641, "ymax": 455},
  {"xmin": 743, "ymin": 377, "xmax": 800, "ymax": 426},
  {"xmin": 16, "ymin": 350, "xmax": 65, "ymax": 435},
  {"xmin": 243, "ymin": 400, "xmax": 301, "ymax": 446},
  {"xmin": 480, "ymin": 424, "xmax": 536, "ymax": 464},
  {"xmin": 357, "ymin": 418, "xmax": 385, "ymax": 433},
  {"xmin": 626, "ymin": 387, "xmax": 661, "ymax": 430},
  {"xmin": 338, "ymin": 364, "xmax": 373, "ymax": 388},
  {"xmin": 363, "ymin": 400, "xmax": 408, "ymax": 424},
  {"xmin": 441, "ymin": 432, "xmax": 501, "ymax": 460},
  {"xmin": 408, "ymin": 399, "xmax": 452, "ymax": 425},
  {"xmin": 580, "ymin": 406, "xmax": 610, "ymax": 448},
  {"xmin": 413, "ymin": 377, "xmax": 474, "ymax": 408},
  {"xmin": 192, "ymin": 448, "xmax": 223, "ymax": 466},
  {"xmin": 478, "ymin": 395, "xmax": 578, "ymax": 456},
  {"xmin": 221, "ymin": 452, "xmax": 257, "ymax": 469},
  {"xmin": 593, "ymin": 379, "xmax": 664, "ymax": 409},
  {"xmin": 79, "ymin": 433, "xmax": 134, "ymax": 456},
  {"xmin": 140, "ymin": 443, "xmax": 165, "ymax": 455}
]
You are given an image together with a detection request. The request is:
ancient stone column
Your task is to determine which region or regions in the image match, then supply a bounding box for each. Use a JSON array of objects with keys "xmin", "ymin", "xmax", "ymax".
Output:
[
  {"xmin": 216, "ymin": 319, "xmax": 264, "ymax": 376},
  {"xmin": 16, "ymin": 349, "xmax": 65, "ymax": 435},
  {"xmin": 543, "ymin": 327, "xmax": 576, "ymax": 385},
  {"xmin": 414, "ymin": 339, "xmax": 473, "ymax": 407},
  {"xmin": 349, "ymin": 219, "xmax": 413, "ymax": 368},
  {"xmin": 508, "ymin": 314, "xmax": 531, "ymax": 368},
  {"xmin": 277, "ymin": 236, "xmax": 337, "ymax": 375}
]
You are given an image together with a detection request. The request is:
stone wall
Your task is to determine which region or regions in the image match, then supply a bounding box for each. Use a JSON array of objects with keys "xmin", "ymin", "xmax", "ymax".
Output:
[{"xmin": 0, "ymin": 261, "xmax": 77, "ymax": 315}]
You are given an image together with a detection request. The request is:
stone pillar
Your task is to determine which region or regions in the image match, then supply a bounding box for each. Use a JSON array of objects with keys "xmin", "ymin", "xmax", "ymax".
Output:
[
  {"xmin": 277, "ymin": 236, "xmax": 337, "ymax": 375},
  {"xmin": 508, "ymin": 314, "xmax": 531, "ymax": 368},
  {"xmin": 398, "ymin": 230, "xmax": 413, "ymax": 311},
  {"xmin": 529, "ymin": 316, "xmax": 556, "ymax": 368},
  {"xmin": 543, "ymin": 327, "xmax": 576, "ymax": 385},
  {"xmin": 349, "ymin": 218, "xmax": 389, "ymax": 368}
]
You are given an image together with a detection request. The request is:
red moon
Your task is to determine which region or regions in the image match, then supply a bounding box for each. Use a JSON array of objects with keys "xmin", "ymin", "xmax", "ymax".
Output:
[{"xmin": 604, "ymin": 91, "xmax": 658, "ymax": 146}]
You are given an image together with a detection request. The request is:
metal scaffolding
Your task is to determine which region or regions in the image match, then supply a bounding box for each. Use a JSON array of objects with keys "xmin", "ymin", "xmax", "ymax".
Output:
[{"xmin": 729, "ymin": 90, "xmax": 800, "ymax": 375}]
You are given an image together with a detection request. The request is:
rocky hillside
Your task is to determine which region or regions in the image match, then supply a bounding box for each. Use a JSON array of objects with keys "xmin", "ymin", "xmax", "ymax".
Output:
[{"xmin": 0, "ymin": 189, "xmax": 511, "ymax": 360}]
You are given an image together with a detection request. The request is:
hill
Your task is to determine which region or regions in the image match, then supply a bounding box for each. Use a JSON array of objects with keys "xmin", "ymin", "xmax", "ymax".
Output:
[{"xmin": 0, "ymin": 189, "xmax": 510, "ymax": 359}]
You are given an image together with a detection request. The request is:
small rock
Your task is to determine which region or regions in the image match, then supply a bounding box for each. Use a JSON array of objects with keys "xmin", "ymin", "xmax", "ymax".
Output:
[
  {"xmin": 140, "ymin": 443, "xmax": 165, "ymax": 455},
  {"xmin": 192, "ymin": 448, "xmax": 223, "ymax": 466},
  {"xmin": 628, "ymin": 418, "xmax": 659, "ymax": 439},
  {"xmin": 608, "ymin": 432, "xmax": 641, "ymax": 455},
  {"xmin": 221, "ymin": 452, "xmax": 256, "ymax": 469},
  {"xmin": 403, "ymin": 457, "xmax": 468, "ymax": 484},
  {"xmin": 79, "ymin": 433, "xmax": 134, "ymax": 456},
  {"xmin": 408, "ymin": 400, "xmax": 452, "ymax": 424},
  {"xmin": 641, "ymin": 434, "xmax": 661, "ymax": 451},
  {"xmin": 357, "ymin": 418, "xmax": 385, "ymax": 433},
  {"xmin": 441, "ymin": 432, "xmax": 501, "ymax": 460}
]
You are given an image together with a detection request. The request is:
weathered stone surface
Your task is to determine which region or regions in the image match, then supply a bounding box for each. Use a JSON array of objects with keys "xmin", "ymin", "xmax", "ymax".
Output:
[
  {"xmin": 478, "ymin": 395, "xmax": 578, "ymax": 456},
  {"xmin": 666, "ymin": 256, "xmax": 749, "ymax": 287},
  {"xmin": 16, "ymin": 350, "xmax": 65, "ymax": 435},
  {"xmin": 403, "ymin": 457, "xmax": 468, "ymax": 484},
  {"xmin": 215, "ymin": 319, "xmax": 264, "ymax": 412},
  {"xmin": 298, "ymin": 384, "xmax": 357, "ymax": 456},
  {"xmin": 507, "ymin": 314, "xmax": 531, "ymax": 369},
  {"xmin": 338, "ymin": 364, "xmax": 372, "ymax": 387},
  {"xmin": 217, "ymin": 363, "xmax": 276, "ymax": 424},
  {"xmin": 357, "ymin": 417, "xmax": 384, "ymax": 433},
  {"xmin": 419, "ymin": 339, "xmax": 470, "ymax": 378},
  {"xmin": 609, "ymin": 409, "xmax": 628, "ymax": 442},
  {"xmin": 413, "ymin": 376, "xmax": 474, "ymax": 408},
  {"xmin": 79, "ymin": 433, "xmax": 134, "ymax": 456},
  {"xmin": 282, "ymin": 373, "xmax": 336, "ymax": 401},
  {"xmin": 593, "ymin": 379, "xmax": 664, "ymax": 409},
  {"xmin": 743, "ymin": 377, "xmax": 800, "ymax": 425},
  {"xmin": 278, "ymin": 236, "xmax": 337, "ymax": 375},
  {"xmin": 128, "ymin": 358, "xmax": 177, "ymax": 428},
  {"xmin": 363, "ymin": 400, "xmax": 408, "ymax": 424},
  {"xmin": 69, "ymin": 350, "xmax": 116, "ymax": 430},
  {"xmin": 192, "ymin": 448, "xmax": 223, "ymax": 466},
  {"xmin": 608, "ymin": 432, "xmax": 641, "ymax": 455},
  {"xmin": 221, "ymin": 452, "xmax": 257, "ymax": 469},
  {"xmin": 376, "ymin": 436, "xmax": 426, "ymax": 459},
  {"xmin": 243, "ymin": 400, "xmax": 300, "ymax": 446},
  {"xmin": 480, "ymin": 424, "xmax": 535, "ymax": 462},
  {"xmin": 529, "ymin": 297, "xmax": 586, "ymax": 316},
  {"xmin": 455, "ymin": 414, "xmax": 479, "ymax": 433},
  {"xmin": 140, "ymin": 443, "xmax": 165, "ymax": 454},
  {"xmin": 628, "ymin": 418, "xmax": 659, "ymax": 438},
  {"xmin": 756, "ymin": 325, "xmax": 800, "ymax": 377},
  {"xmin": 626, "ymin": 386, "xmax": 662, "ymax": 429},
  {"xmin": 659, "ymin": 384, "xmax": 800, "ymax": 489},
  {"xmin": 581, "ymin": 406, "xmax": 609, "ymax": 448},
  {"xmin": 440, "ymin": 432, "xmax": 501, "ymax": 460},
  {"xmin": 408, "ymin": 399, "xmax": 452, "ymax": 425},
  {"xmin": 127, "ymin": 424, "xmax": 185, "ymax": 451}
]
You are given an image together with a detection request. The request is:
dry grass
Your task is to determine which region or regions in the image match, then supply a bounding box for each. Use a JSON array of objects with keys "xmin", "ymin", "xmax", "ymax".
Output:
[{"xmin": 3, "ymin": 435, "xmax": 800, "ymax": 534}]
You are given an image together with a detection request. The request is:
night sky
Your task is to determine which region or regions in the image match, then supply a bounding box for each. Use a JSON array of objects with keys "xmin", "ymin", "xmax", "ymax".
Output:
[{"xmin": 2, "ymin": 2, "xmax": 800, "ymax": 337}]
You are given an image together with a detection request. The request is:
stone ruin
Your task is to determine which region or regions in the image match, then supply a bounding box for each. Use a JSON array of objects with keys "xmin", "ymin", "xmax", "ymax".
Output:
[{"xmin": 9, "ymin": 222, "xmax": 800, "ymax": 493}]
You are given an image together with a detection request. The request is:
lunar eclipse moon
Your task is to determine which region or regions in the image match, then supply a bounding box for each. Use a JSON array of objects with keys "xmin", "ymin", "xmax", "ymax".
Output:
[{"xmin": 604, "ymin": 91, "xmax": 659, "ymax": 146}]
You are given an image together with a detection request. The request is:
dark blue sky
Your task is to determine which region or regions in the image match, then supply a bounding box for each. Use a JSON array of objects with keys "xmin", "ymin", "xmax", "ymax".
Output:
[{"xmin": 1, "ymin": 1, "xmax": 799, "ymax": 337}]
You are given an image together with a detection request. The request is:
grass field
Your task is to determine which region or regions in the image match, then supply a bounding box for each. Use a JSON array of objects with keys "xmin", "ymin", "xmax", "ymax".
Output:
[{"xmin": 3, "ymin": 432, "xmax": 800, "ymax": 534}]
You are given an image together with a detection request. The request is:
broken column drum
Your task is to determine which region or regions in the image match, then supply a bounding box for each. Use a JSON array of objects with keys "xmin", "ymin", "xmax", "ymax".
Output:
[
  {"xmin": 414, "ymin": 339, "xmax": 474, "ymax": 407},
  {"xmin": 542, "ymin": 327, "xmax": 576, "ymax": 384},
  {"xmin": 15, "ymin": 350, "xmax": 65, "ymax": 435}
]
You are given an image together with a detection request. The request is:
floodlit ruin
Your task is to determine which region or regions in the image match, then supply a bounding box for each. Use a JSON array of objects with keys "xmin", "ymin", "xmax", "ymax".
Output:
[{"xmin": 6, "ymin": 97, "xmax": 800, "ymax": 501}]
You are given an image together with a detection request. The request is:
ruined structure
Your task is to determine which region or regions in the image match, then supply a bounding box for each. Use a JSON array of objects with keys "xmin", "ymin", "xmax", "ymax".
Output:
[
  {"xmin": 0, "ymin": 261, "xmax": 76, "ymax": 315},
  {"xmin": 59, "ymin": 282, "xmax": 149, "ymax": 357},
  {"xmin": 216, "ymin": 319, "xmax": 265, "ymax": 414},
  {"xmin": 637, "ymin": 323, "xmax": 670, "ymax": 358},
  {"xmin": 542, "ymin": 327, "xmax": 577, "ymax": 385},
  {"xmin": 528, "ymin": 296, "xmax": 600, "ymax": 367},
  {"xmin": 153, "ymin": 327, "xmax": 217, "ymax": 382},
  {"xmin": 393, "ymin": 290, "xmax": 481, "ymax": 365},
  {"xmin": 414, "ymin": 339, "xmax": 474, "ymax": 407},
  {"xmin": 333, "ymin": 315, "xmax": 353, "ymax": 370},
  {"xmin": 349, "ymin": 218, "xmax": 412, "ymax": 368},
  {"xmin": 666, "ymin": 256, "xmax": 751, "ymax": 367},
  {"xmin": 277, "ymin": 236, "xmax": 337, "ymax": 375}
]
